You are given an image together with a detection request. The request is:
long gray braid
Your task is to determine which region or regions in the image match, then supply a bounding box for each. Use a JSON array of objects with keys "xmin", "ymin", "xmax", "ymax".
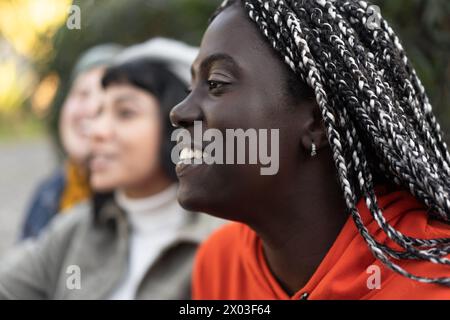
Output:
[{"xmin": 211, "ymin": 0, "xmax": 450, "ymax": 286}]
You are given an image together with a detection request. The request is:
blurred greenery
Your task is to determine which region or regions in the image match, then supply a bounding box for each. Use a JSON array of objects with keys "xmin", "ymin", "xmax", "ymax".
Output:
[
  {"xmin": 44, "ymin": 0, "xmax": 221, "ymax": 151},
  {"xmin": 1, "ymin": 0, "xmax": 449, "ymax": 146},
  {"xmin": 0, "ymin": 114, "xmax": 45, "ymax": 142},
  {"xmin": 0, "ymin": 0, "xmax": 71, "ymax": 141},
  {"xmin": 373, "ymin": 0, "xmax": 450, "ymax": 134}
]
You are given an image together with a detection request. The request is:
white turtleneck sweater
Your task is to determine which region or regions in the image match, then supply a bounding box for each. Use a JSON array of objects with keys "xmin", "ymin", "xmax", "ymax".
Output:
[{"xmin": 108, "ymin": 184, "xmax": 185, "ymax": 300}]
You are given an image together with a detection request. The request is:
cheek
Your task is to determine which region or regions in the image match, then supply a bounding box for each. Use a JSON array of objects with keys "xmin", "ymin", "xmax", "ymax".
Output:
[
  {"xmin": 60, "ymin": 103, "xmax": 76, "ymax": 130},
  {"xmin": 63, "ymin": 97, "xmax": 85, "ymax": 120},
  {"xmin": 61, "ymin": 102, "xmax": 87, "ymax": 142},
  {"xmin": 91, "ymin": 115, "xmax": 164, "ymax": 192},
  {"xmin": 207, "ymin": 90, "xmax": 274, "ymax": 131},
  {"xmin": 119, "ymin": 118, "xmax": 162, "ymax": 174},
  {"xmin": 60, "ymin": 103, "xmax": 90, "ymax": 157},
  {"xmin": 83, "ymin": 93, "xmax": 102, "ymax": 116}
]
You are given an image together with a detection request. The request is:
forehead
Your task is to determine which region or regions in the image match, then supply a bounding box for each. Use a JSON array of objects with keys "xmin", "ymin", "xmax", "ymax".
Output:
[
  {"xmin": 74, "ymin": 67, "xmax": 103, "ymax": 85},
  {"xmin": 104, "ymin": 83, "xmax": 144, "ymax": 101},
  {"xmin": 193, "ymin": 4, "xmax": 282, "ymax": 75}
]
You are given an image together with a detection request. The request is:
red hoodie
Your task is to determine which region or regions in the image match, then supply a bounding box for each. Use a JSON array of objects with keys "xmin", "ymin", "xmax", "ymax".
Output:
[{"xmin": 192, "ymin": 186, "xmax": 450, "ymax": 299}]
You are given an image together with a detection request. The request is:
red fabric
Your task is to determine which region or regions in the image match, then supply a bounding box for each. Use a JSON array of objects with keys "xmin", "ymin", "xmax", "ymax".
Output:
[{"xmin": 192, "ymin": 186, "xmax": 450, "ymax": 299}]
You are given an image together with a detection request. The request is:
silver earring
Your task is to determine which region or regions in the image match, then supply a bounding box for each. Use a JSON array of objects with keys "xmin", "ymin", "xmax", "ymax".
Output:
[{"xmin": 311, "ymin": 142, "xmax": 317, "ymax": 157}]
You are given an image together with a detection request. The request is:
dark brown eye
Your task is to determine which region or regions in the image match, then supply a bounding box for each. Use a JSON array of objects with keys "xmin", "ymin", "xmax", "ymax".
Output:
[
  {"xmin": 117, "ymin": 109, "xmax": 135, "ymax": 119},
  {"xmin": 207, "ymin": 80, "xmax": 227, "ymax": 91}
]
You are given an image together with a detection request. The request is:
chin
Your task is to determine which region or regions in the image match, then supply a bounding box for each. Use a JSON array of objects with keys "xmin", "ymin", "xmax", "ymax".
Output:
[
  {"xmin": 90, "ymin": 178, "xmax": 116, "ymax": 193},
  {"xmin": 66, "ymin": 143, "xmax": 90, "ymax": 162},
  {"xmin": 176, "ymin": 183, "xmax": 205, "ymax": 212},
  {"xmin": 177, "ymin": 182, "xmax": 242, "ymax": 222}
]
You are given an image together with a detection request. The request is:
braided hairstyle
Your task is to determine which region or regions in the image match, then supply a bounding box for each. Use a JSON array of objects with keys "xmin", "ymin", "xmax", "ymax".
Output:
[{"xmin": 211, "ymin": 0, "xmax": 450, "ymax": 286}]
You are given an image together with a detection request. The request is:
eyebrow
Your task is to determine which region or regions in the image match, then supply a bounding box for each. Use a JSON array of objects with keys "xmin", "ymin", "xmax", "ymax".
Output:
[
  {"xmin": 113, "ymin": 95, "xmax": 137, "ymax": 104},
  {"xmin": 191, "ymin": 53, "xmax": 241, "ymax": 80}
]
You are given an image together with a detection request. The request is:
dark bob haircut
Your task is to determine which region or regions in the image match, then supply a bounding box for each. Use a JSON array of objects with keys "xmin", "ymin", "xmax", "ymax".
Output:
[{"xmin": 101, "ymin": 58, "xmax": 188, "ymax": 182}]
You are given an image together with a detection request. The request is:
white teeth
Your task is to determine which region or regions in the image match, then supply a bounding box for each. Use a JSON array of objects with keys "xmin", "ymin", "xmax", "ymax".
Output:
[
  {"xmin": 194, "ymin": 149, "xmax": 202, "ymax": 160},
  {"xmin": 179, "ymin": 148, "xmax": 190, "ymax": 160},
  {"xmin": 179, "ymin": 147, "xmax": 209, "ymax": 162}
]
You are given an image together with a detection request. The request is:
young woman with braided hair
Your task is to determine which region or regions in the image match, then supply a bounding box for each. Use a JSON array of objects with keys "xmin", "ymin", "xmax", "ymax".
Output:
[{"xmin": 170, "ymin": 0, "xmax": 450, "ymax": 299}]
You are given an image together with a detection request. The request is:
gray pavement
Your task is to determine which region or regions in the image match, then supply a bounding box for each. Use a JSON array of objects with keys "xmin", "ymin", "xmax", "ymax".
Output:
[{"xmin": 0, "ymin": 138, "xmax": 56, "ymax": 255}]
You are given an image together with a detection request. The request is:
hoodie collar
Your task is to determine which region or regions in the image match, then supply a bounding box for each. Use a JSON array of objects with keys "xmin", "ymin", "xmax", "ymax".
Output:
[{"xmin": 245, "ymin": 184, "xmax": 445, "ymax": 299}]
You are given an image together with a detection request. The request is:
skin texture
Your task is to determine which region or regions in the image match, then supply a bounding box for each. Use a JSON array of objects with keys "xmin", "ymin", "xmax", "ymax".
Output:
[
  {"xmin": 170, "ymin": 4, "xmax": 349, "ymax": 295},
  {"xmin": 59, "ymin": 67, "xmax": 105, "ymax": 165},
  {"xmin": 90, "ymin": 83, "xmax": 172, "ymax": 198}
]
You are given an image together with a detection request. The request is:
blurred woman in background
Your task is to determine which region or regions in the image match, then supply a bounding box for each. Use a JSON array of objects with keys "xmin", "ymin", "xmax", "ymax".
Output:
[
  {"xmin": 0, "ymin": 38, "xmax": 222, "ymax": 299},
  {"xmin": 21, "ymin": 44, "xmax": 123, "ymax": 239}
]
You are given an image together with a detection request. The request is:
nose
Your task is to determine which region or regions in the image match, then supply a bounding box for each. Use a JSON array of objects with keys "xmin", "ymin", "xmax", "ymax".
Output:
[
  {"xmin": 170, "ymin": 95, "xmax": 203, "ymax": 129},
  {"xmin": 90, "ymin": 110, "xmax": 113, "ymax": 143}
]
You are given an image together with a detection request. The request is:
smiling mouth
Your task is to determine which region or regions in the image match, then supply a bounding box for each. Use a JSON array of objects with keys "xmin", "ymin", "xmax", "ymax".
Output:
[
  {"xmin": 176, "ymin": 147, "xmax": 211, "ymax": 177},
  {"xmin": 178, "ymin": 147, "xmax": 209, "ymax": 162},
  {"xmin": 90, "ymin": 153, "xmax": 117, "ymax": 171}
]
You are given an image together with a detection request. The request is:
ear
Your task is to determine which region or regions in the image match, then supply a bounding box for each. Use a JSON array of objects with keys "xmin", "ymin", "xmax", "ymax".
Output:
[{"xmin": 300, "ymin": 101, "xmax": 328, "ymax": 154}]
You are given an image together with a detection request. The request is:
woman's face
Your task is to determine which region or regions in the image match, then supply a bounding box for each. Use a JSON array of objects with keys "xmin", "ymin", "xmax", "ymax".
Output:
[
  {"xmin": 60, "ymin": 67, "xmax": 105, "ymax": 165},
  {"xmin": 170, "ymin": 4, "xmax": 313, "ymax": 222},
  {"xmin": 89, "ymin": 83, "xmax": 163, "ymax": 192}
]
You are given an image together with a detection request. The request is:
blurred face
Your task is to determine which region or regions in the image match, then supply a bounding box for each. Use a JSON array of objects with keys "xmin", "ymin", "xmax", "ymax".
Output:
[
  {"xmin": 89, "ymin": 83, "xmax": 164, "ymax": 193},
  {"xmin": 59, "ymin": 67, "xmax": 104, "ymax": 165}
]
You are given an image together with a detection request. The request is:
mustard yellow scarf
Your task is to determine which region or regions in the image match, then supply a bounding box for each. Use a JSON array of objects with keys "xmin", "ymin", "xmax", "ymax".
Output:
[{"xmin": 59, "ymin": 161, "xmax": 91, "ymax": 212}]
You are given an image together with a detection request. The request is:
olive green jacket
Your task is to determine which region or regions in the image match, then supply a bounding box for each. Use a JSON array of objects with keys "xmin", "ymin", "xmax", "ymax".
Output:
[{"xmin": 0, "ymin": 198, "xmax": 223, "ymax": 299}]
